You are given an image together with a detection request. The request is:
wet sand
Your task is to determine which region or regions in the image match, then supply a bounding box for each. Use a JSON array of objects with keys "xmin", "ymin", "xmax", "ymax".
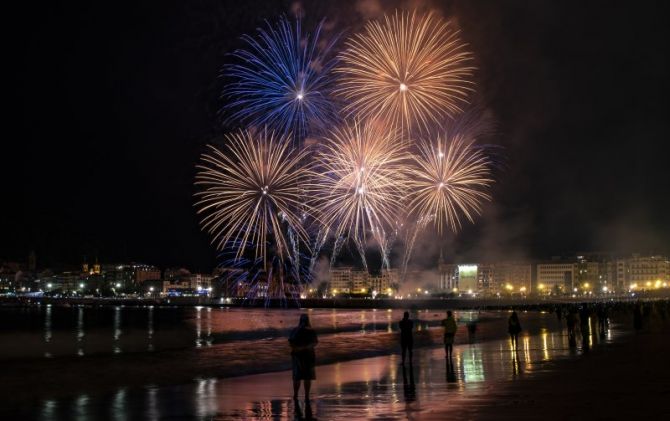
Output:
[
  {"xmin": 8, "ymin": 315, "xmax": 669, "ymax": 420},
  {"xmin": 3, "ymin": 313, "xmax": 669, "ymax": 419}
]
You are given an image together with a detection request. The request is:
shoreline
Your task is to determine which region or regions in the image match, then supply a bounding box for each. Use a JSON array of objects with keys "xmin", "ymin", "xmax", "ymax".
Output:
[
  {"xmin": 5, "ymin": 318, "xmax": 659, "ymax": 420},
  {"xmin": 2, "ymin": 295, "xmax": 665, "ymax": 311},
  {"xmin": 0, "ymin": 310, "xmax": 547, "ymax": 406}
]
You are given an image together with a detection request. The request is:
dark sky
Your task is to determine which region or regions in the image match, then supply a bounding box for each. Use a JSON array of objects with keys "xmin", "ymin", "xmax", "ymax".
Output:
[{"xmin": 3, "ymin": 0, "xmax": 669, "ymax": 271}]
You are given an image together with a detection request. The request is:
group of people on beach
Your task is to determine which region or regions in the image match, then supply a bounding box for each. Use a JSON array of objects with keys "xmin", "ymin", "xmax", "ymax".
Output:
[
  {"xmin": 287, "ymin": 308, "xmax": 524, "ymax": 401},
  {"xmin": 287, "ymin": 301, "xmax": 668, "ymax": 401}
]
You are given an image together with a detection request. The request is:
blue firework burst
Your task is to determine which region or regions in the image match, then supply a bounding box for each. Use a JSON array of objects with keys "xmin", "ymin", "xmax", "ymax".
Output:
[{"xmin": 223, "ymin": 17, "xmax": 339, "ymax": 143}]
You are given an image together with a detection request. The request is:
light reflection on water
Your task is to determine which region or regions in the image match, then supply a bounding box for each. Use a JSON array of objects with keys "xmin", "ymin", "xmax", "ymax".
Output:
[
  {"xmin": 28, "ymin": 315, "xmax": 619, "ymax": 421},
  {"xmin": 1, "ymin": 306, "xmax": 489, "ymax": 359}
]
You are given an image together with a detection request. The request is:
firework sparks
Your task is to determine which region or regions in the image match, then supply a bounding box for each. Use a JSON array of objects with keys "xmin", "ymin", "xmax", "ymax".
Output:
[
  {"xmin": 223, "ymin": 17, "xmax": 339, "ymax": 142},
  {"xmin": 336, "ymin": 11, "xmax": 473, "ymax": 133},
  {"xmin": 194, "ymin": 129, "xmax": 312, "ymax": 267},
  {"xmin": 406, "ymin": 134, "xmax": 492, "ymax": 234},
  {"xmin": 307, "ymin": 120, "xmax": 407, "ymax": 267}
]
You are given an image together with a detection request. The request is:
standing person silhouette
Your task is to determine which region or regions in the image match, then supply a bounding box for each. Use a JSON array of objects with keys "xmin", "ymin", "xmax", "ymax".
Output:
[
  {"xmin": 508, "ymin": 311, "xmax": 522, "ymax": 349},
  {"xmin": 566, "ymin": 307, "xmax": 578, "ymax": 347},
  {"xmin": 442, "ymin": 311, "xmax": 458, "ymax": 359},
  {"xmin": 399, "ymin": 311, "xmax": 414, "ymax": 365},
  {"xmin": 289, "ymin": 314, "xmax": 318, "ymax": 401}
]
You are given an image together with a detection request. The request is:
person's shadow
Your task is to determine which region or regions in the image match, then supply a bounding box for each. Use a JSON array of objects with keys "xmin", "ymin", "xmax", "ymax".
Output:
[
  {"xmin": 402, "ymin": 364, "xmax": 416, "ymax": 402},
  {"xmin": 446, "ymin": 357, "xmax": 457, "ymax": 383},
  {"xmin": 293, "ymin": 398, "xmax": 315, "ymax": 421},
  {"xmin": 512, "ymin": 348, "xmax": 522, "ymax": 377}
]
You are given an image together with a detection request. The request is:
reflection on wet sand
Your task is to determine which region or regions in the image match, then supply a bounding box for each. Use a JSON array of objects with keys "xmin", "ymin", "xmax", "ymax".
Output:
[{"xmin": 31, "ymin": 322, "xmax": 617, "ymax": 420}]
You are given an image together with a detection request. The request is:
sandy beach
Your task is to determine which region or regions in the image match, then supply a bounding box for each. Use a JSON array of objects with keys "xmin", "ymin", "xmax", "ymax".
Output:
[{"xmin": 4, "ymin": 311, "xmax": 667, "ymax": 420}]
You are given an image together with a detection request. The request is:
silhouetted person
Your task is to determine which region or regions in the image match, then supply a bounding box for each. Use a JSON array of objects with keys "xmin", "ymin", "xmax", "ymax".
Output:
[
  {"xmin": 399, "ymin": 311, "xmax": 414, "ymax": 365},
  {"xmin": 566, "ymin": 308, "xmax": 578, "ymax": 348},
  {"xmin": 442, "ymin": 311, "xmax": 457, "ymax": 359},
  {"xmin": 289, "ymin": 314, "xmax": 318, "ymax": 400},
  {"xmin": 597, "ymin": 304, "xmax": 608, "ymax": 338},
  {"xmin": 556, "ymin": 306, "xmax": 563, "ymax": 323},
  {"xmin": 579, "ymin": 305, "xmax": 591, "ymax": 352},
  {"xmin": 508, "ymin": 311, "xmax": 522, "ymax": 349}
]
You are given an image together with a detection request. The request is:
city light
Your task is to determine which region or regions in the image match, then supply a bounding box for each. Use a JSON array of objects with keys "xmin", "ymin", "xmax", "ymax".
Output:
[
  {"xmin": 47, "ymin": 283, "xmax": 53, "ymax": 288},
  {"xmin": 79, "ymin": 283, "xmax": 84, "ymax": 289},
  {"xmin": 115, "ymin": 283, "xmax": 121, "ymax": 288}
]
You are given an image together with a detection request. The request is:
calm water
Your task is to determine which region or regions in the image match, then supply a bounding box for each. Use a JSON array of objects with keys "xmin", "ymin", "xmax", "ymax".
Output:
[{"xmin": 0, "ymin": 305, "xmax": 502, "ymax": 360}]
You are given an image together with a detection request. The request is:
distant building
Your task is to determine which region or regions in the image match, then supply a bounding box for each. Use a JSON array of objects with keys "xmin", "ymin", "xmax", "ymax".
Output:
[
  {"xmin": 477, "ymin": 264, "xmax": 495, "ymax": 291},
  {"xmin": 438, "ymin": 263, "xmax": 458, "ymax": 291},
  {"xmin": 329, "ymin": 267, "xmax": 353, "ymax": 294},
  {"xmin": 618, "ymin": 255, "xmax": 670, "ymax": 290},
  {"xmin": 351, "ymin": 270, "xmax": 369, "ymax": 294},
  {"xmin": 537, "ymin": 262, "xmax": 577, "ymax": 293},
  {"xmin": 369, "ymin": 269, "xmax": 398, "ymax": 294},
  {"xmin": 103, "ymin": 264, "xmax": 135, "ymax": 290},
  {"xmin": 492, "ymin": 262, "xmax": 532, "ymax": 294},
  {"xmin": 134, "ymin": 264, "xmax": 161, "ymax": 284},
  {"xmin": 456, "ymin": 265, "xmax": 478, "ymax": 292}
]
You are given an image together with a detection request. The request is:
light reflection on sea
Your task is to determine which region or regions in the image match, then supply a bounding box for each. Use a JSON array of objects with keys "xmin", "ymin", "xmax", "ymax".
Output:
[{"xmin": 22, "ymin": 311, "xmax": 621, "ymax": 420}]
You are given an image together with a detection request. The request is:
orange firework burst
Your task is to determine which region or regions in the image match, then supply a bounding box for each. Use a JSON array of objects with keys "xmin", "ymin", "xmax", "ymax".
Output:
[
  {"xmin": 307, "ymin": 120, "xmax": 407, "ymax": 266},
  {"xmin": 336, "ymin": 11, "xmax": 474, "ymax": 133},
  {"xmin": 406, "ymin": 134, "xmax": 492, "ymax": 234},
  {"xmin": 194, "ymin": 129, "xmax": 311, "ymax": 266}
]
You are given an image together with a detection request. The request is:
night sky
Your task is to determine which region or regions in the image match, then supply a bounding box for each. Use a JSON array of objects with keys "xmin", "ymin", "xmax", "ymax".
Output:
[{"xmin": 3, "ymin": 0, "xmax": 669, "ymax": 271}]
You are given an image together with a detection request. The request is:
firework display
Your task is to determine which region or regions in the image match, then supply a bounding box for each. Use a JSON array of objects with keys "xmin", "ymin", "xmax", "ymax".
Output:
[
  {"xmin": 198, "ymin": 11, "xmax": 496, "ymax": 296},
  {"xmin": 307, "ymin": 120, "xmax": 407, "ymax": 268},
  {"xmin": 336, "ymin": 11, "xmax": 473, "ymax": 134},
  {"xmin": 223, "ymin": 17, "xmax": 339, "ymax": 141},
  {"xmin": 194, "ymin": 129, "xmax": 311, "ymax": 266},
  {"xmin": 406, "ymin": 134, "xmax": 492, "ymax": 234}
]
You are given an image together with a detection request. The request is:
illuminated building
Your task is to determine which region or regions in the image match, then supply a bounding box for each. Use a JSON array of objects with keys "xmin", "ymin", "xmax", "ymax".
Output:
[
  {"xmin": 617, "ymin": 254, "xmax": 670, "ymax": 290},
  {"xmin": 438, "ymin": 250, "xmax": 458, "ymax": 290},
  {"xmin": 351, "ymin": 271, "xmax": 369, "ymax": 293},
  {"xmin": 368, "ymin": 269, "xmax": 398, "ymax": 294},
  {"xmin": 134, "ymin": 264, "xmax": 161, "ymax": 284},
  {"xmin": 329, "ymin": 267, "xmax": 353, "ymax": 294},
  {"xmin": 492, "ymin": 262, "xmax": 532, "ymax": 294},
  {"xmin": 537, "ymin": 262, "xmax": 577, "ymax": 293},
  {"xmin": 457, "ymin": 265, "xmax": 478, "ymax": 292}
]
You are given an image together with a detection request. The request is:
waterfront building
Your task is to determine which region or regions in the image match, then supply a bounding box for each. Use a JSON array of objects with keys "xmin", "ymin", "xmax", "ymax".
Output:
[
  {"xmin": 351, "ymin": 270, "xmax": 369, "ymax": 294},
  {"xmin": 457, "ymin": 264, "xmax": 478, "ymax": 292},
  {"xmin": 537, "ymin": 261, "xmax": 577, "ymax": 293},
  {"xmin": 620, "ymin": 254, "xmax": 670, "ymax": 290},
  {"xmin": 329, "ymin": 267, "xmax": 353, "ymax": 294},
  {"xmin": 103, "ymin": 264, "xmax": 135, "ymax": 290},
  {"xmin": 368, "ymin": 269, "xmax": 398, "ymax": 295},
  {"xmin": 492, "ymin": 262, "xmax": 532, "ymax": 295},
  {"xmin": 477, "ymin": 264, "xmax": 495, "ymax": 291},
  {"xmin": 134, "ymin": 264, "xmax": 161, "ymax": 284},
  {"xmin": 438, "ymin": 263, "xmax": 458, "ymax": 291}
]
